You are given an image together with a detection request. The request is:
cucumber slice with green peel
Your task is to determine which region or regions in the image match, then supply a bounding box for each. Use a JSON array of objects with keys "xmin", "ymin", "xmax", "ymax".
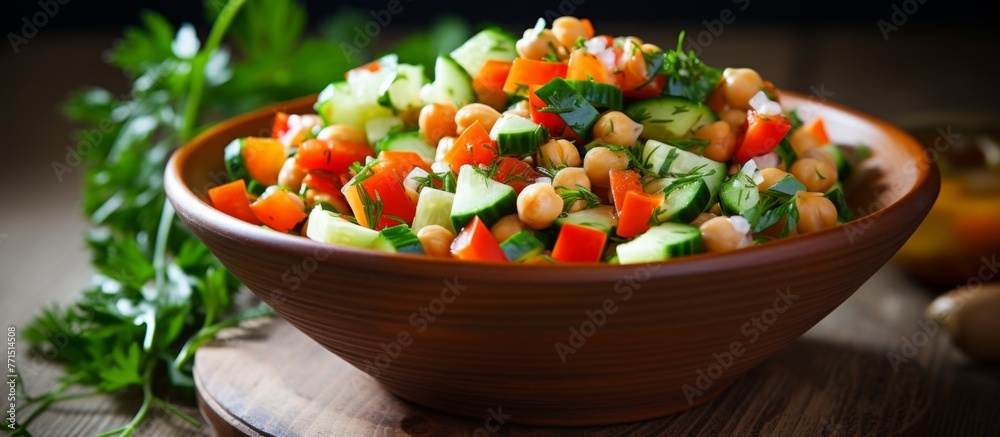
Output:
[
  {"xmin": 565, "ymin": 80, "xmax": 624, "ymax": 111},
  {"xmin": 649, "ymin": 178, "xmax": 711, "ymax": 224},
  {"xmin": 315, "ymin": 80, "xmax": 394, "ymax": 131},
  {"xmin": 499, "ymin": 230, "xmax": 546, "ymax": 262},
  {"xmin": 449, "ymin": 27, "xmax": 518, "ymax": 78},
  {"xmin": 412, "ymin": 188, "xmax": 456, "ymax": 234},
  {"xmin": 553, "ymin": 205, "xmax": 617, "ymax": 234},
  {"xmin": 491, "ymin": 114, "xmax": 547, "ymax": 156},
  {"xmin": 763, "ymin": 174, "xmax": 806, "ymax": 198},
  {"xmin": 378, "ymin": 64, "xmax": 426, "ymax": 113},
  {"xmin": 720, "ymin": 172, "xmax": 761, "ymax": 216},
  {"xmin": 371, "ymin": 224, "xmax": 424, "ymax": 254},
  {"xmin": 450, "ymin": 165, "xmax": 517, "ymax": 230},
  {"xmin": 224, "ymin": 138, "xmax": 249, "ymax": 181},
  {"xmin": 365, "ymin": 116, "xmax": 404, "ymax": 145},
  {"xmin": 819, "ymin": 144, "xmax": 852, "ymax": 179},
  {"xmin": 825, "ymin": 182, "xmax": 855, "ymax": 223},
  {"xmin": 420, "ymin": 55, "xmax": 475, "ymax": 107},
  {"xmin": 305, "ymin": 207, "xmax": 379, "ymax": 248},
  {"xmin": 641, "ymin": 139, "xmax": 727, "ymax": 205},
  {"xmin": 616, "ymin": 223, "xmax": 703, "ymax": 264},
  {"xmin": 625, "ymin": 96, "xmax": 717, "ymax": 142},
  {"xmin": 376, "ymin": 131, "xmax": 436, "ymax": 161}
]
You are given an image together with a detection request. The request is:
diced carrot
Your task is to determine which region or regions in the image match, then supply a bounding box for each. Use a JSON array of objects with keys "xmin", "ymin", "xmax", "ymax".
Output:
[
  {"xmin": 296, "ymin": 138, "xmax": 375, "ymax": 175},
  {"xmin": 242, "ymin": 137, "xmax": 286, "ymax": 186},
  {"xmin": 442, "ymin": 120, "xmax": 498, "ymax": 174},
  {"xmin": 376, "ymin": 150, "xmax": 431, "ymax": 176},
  {"xmin": 450, "ymin": 216, "xmax": 508, "ymax": 262},
  {"xmin": 608, "ymin": 169, "xmax": 642, "ymax": 215},
  {"xmin": 616, "ymin": 191, "xmax": 664, "ymax": 238},
  {"xmin": 250, "ymin": 191, "xmax": 307, "ymax": 233},
  {"xmin": 552, "ymin": 223, "xmax": 607, "ymax": 263},
  {"xmin": 580, "ymin": 19, "xmax": 595, "ymax": 39},
  {"xmin": 801, "ymin": 116, "xmax": 830, "ymax": 145},
  {"xmin": 208, "ymin": 179, "xmax": 261, "ymax": 225},
  {"xmin": 503, "ymin": 58, "xmax": 568, "ymax": 94},
  {"xmin": 566, "ymin": 50, "xmax": 615, "ymax": 85},
  {"xmin": 474, "ymin": 60, "xmax": 513, "ymax": 111}
]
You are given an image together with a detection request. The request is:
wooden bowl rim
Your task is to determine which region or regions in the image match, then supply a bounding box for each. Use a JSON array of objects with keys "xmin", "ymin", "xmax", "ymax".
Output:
[{"xmin": 165, "ymin": 92, "xmax": 940, "ymax": 282}]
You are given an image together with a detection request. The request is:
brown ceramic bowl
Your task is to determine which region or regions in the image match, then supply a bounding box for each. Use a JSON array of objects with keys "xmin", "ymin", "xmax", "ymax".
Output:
[{"xmin": 165, "ymin": 93, "xmax": 939, "ymax": 426}]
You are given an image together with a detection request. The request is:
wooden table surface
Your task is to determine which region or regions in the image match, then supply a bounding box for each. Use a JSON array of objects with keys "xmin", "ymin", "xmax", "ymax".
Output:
[{"xmin": 1, "ymin": 23, "xmax": 998, "ymax": 436}]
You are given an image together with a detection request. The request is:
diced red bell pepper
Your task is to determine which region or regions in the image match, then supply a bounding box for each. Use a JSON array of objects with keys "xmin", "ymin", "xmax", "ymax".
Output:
[
  {"xmin": 450, "ymin": 216, "xmax": 508, "ymax": 262},
  {"xmin": 705, "ymin": 84, "xmax": 727, "ymax": 113},
  {"xmin": 608, "ymin": 169, "xmax": 642, "ymax": 214},
  {"xmin": 474, "ymin": 60, "xmax": 513, "ymax": 110},
  {"xmin": 343, "ymin": 169, "xmax": 416, "ymax": 230},
  {"xmin": 734, "ymin": 111, "xmax": 792, "ymax": 163},
  {"xmin": 503, "ymin": 58, "xmax": 568, "ymax": 94},
  {"xmin": 250, "ymin": 190, "xmax": 307, "ymax": 233},
  {"xmin": 208, "ymin": 179, "xmax": 261, "ymax": 225},
  {"xmin": 302, "ymin": 172, "xmax": 344, "ymax": 198},
  {"xmin": 528, "ymin": 85, "xmax": 582, "ymax": 141},
  {"xmin": 552, "ymin": 222, "xmax": 608, "ymax": 263},
  {"xmin": 801, "ymin": 116, "xmax": 830, "ymax": 145},
  {"xmin": 271, "ymin": 112, "xmax": 289, "ymax": 140},
  {"xmin": 442, "ymin": 120, "xmax": 498, "ymax": 174},
  {"xmin": 296, "ymin": 138, "xmax": 375, "ymax": 175},
  {"xmin": 491, "ymin": 157, "xmax": 545, "ymax": 195},
  {"xmin": 616, "ymin": 191, "xmax": 664, "ymax": 238}
]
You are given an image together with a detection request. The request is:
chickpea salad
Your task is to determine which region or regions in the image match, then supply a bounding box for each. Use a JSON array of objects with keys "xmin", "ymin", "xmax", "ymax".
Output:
[{"xmin": 209, "ymin": 16, "xmax": 864, "ymax": 264}]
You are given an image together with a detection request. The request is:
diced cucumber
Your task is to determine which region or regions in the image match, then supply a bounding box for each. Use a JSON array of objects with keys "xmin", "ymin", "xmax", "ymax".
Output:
[
  {"xmin": 616, "ymin": 223, "xmax": 703, "ymax": 264},
  {"xmin": 565, "ymin": 80, "xmax": 623, "ymax": 111},
  {"xmin": 378, "ymin": 64, "xmax": 426, "ymax": 114},
  {"xmin": 499, "ymin": 230, "xmax": 546, "ymax": 262},
  {"xmin": 763, "ymin": 174, "xmax": 806, "ymax": 198},
  {"xmin": 224, "ymin": 138, "xmax": 249, "ymax": 181},
  {"xmin": 449, "ymin": 27, "xmax": 518, "ymax": 78},
  {"xmin": 315, "ymin": 80, "xmax": 393, "ymax": 131},
  {"xmin": 625, "ymin": 96, "xmax": 717, "ymax": 142},
  {"xmin": 553, "ymin": 205, "xmax": 617, "ymax": 235},
  {"xmin": 365, "ymin": 116, "xmax": 404, "ymax": 145},
  {"xmin": 412, "ymin": 188, "xmax": 456, "ymax": 234},
  {"xmin": 534, "ymin": 78, "xmax": 601, "ymax": 139},
  {"xmin": 820, "ymin": 144, "xmax": 852, "ymax": 179},
  {"xmin": 420, "ymin": 55, "xmax": 475, "ymax": 107},
  {"xmin": 641, "ymin": 139, "xmax": 727, "ymax": 204},
  {"xmin": 648, "ymin": 179, "xmax": 711, "ymax": 224},
  {"xmin": 305, "ymin": 207, "xmax": 379, "ymax": 248},
  {"xmin": 375, "ymin": 131, "xmax": 435, "ymax": 161},
  {"xmin": 720, "ymin": 172, "xmax": 760, "ymax": 216},
  {"xmin": 371, "ymin": 224, "xmax": 424, "ymax": 254},
  {"xmin": 450, "ymin": 165, "xmax": 516, "ymax": 230},
  {"xmin": 825, "ymin": 182, "xmax": 855, "ymax": 223},
  {"xmin": 490, "ymin": 114, "xmax": 547, "ymax": 156}
]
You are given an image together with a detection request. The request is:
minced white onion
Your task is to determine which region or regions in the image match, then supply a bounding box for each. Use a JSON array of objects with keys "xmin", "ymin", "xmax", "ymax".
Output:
[
  {"xmin": 430, "ymin": 161, "xmax": 451, "ymax": 174},
  {"xmin": 584, "ymin": 37, "xmax": 607, "ymax": 54},
  {"xmin": 728, "ymin": 216, "xmax": 754, "ymax": 248},
  {"xmin": 534, "ymin": 177, "xmax": 553, "ymax": 185},
  {"xmin": 403, "ymin": 167, "xmax": 429, "ymax": 193},
  {"xmin": 749, "ymin": 90, "xmax": 782, "ymax": 116},
  {"xmin": 752, "ymin": 152, "xmax": 781, "ymax": 170}
]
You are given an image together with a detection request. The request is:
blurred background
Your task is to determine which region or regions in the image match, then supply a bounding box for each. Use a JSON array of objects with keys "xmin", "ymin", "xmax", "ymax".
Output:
[{"xmin": 0, "ymin": 0, "xmax": 997, "ymax": 435}]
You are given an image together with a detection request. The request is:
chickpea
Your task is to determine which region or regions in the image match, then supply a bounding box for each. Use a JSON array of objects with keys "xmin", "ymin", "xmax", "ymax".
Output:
[
  {"xmin": 552, "ymin": 17, "xmax": 590, "ymax": 48},
  {"xmin": 516, "ymin": 183, "xmax": 564, "ymax": 230},
  {"xmin": 435, "ymin": 136, "xmax": 456, "ymax": 162},
  {"xmin": 455, "ymin": 103, "xmax": 502, "ymax": 135},
  {"xmin": 700, "ymin": 216, "xmax": 753, "ymax": 253},
  {"xmin": 722, "ymin": 68, "xmax": 764, "ymax": 110},
  {"xmin": 504, "ymin": 100, "xmax": 530, "ymax": 119},
  {"xmin": 316, "ymin": 124, "xmax": 366, "ymax": 143},
  {"xmin": 795, "ymin": 192, "xmax": 837, "ymax": 234},
  {"xmin": 277, "ymin": 157, "xmax": 306, "ymax": 192},
  {"xmin": 694, "ymin": 121, "xmax": 737, "ymax": 163},
  {"xmin": 281, "ymin": 114, "xmax": 324, "ymax": 148},
  {"xmin": 553, "ymin": 167, "xmax": 592, "ymax": 213},
  {"xmin": 418, "ymin": 103, "xmax": 458, "ymax": 146},
  {"xmin": 418, "ymin": 225, "xmax": 455, "ymax": 258},
  {"xmin": 800, "ymin": 147, "xmax": 836, "ymax": 169},
  {"xmin": 584, "ymin": 146, "xmax": 630, "ymax": 187},
  {"xmin": 719, "ymin": 108, "xmax": 748, "ymax": 133},
  {"xmin": 591, "ymin": 111, "xmax": 643, "ymax": 147},
  {"xmin": 538, "ymin": 138, "xmax": 582, "ymax": 171},
  {"xmin": 788, "ymin": 127, "xmax": 821, "ymax": 157},
  {"xmin": 790, "ymin": 157, "xmax": 838, "ymax": 193},
  {"xmin": 491, "ymin": 214, "xmax": 527, "ymax": 243},
  {"xmin": 690, "ymin": 212, "xmax": 718, "ymax": 228},
  {"xmin": 757, "ymin": 168, "xmax": 790, "ymax": 192},
  {"xmin": 516, "ymin": 28, "xmax": 560, "ymax": 60}
]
